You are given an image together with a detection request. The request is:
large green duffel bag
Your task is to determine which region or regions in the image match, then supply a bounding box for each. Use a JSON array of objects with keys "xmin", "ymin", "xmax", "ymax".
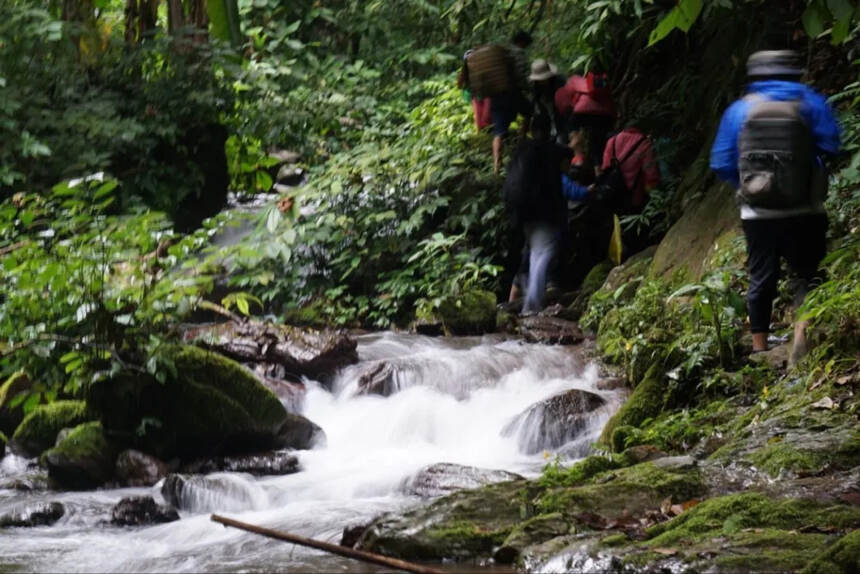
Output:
[{"xmin": 466, "ymin": 44, "xmax": 514, "ymax": 98}]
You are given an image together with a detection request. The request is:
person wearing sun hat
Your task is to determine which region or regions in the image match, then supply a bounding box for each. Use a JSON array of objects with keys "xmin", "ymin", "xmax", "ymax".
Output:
[{"xmin": 529, "ymin": 59, "xmax": 568, "ymax": 144}]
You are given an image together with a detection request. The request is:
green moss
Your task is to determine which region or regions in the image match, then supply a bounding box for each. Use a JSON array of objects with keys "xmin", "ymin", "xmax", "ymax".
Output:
[
  {"xmin": 539, "ymin": 455, "xmax": 620, "ymax": 488},
  {"xmin": 11, "ymin": 400, "xmax": 92, "ymax": 456},
  {"xmin": 600, "ymin": 365, "xmax": 666, "ymax": 449},
  {"xmin": 801, "ymin": 530, "xmax": 860, "ymax": 574},
  {"xmin": 537, "ymin": 462, "xmax": 704, "ymax": 520},
  {"xmin": 494, "ymin": 512, "xmax": 570, "ymax": 564},
  {"xmin": 600, "ymin": 533, "xmax": 628, "ymax": 547},
  {"xmin": 0, "ymin": 371, "xmax": 34, "ymax": 435},
  {"xmin": 711, "ymin": 530, "xmax": 831, "ymax": 572},
  {"xmin": 88, "ymin": 345, "xmax": 289, "ymax": 458},
  {"xmin": 433, "ymin": 289, "xmax": 497, "ymax": 335},
  {"xmin": 41, "ymin": 421, "xmax": 108, "ymax": 462},
  {"xmin": 749, "ymin": 441, "xmax": 829, "ymax": 477},
  {"xmin": 0, "ymin": 430, "xmax": 6, "ymax": 458},
  {"xmin": 645, "ymin": 492, "xmax": 860, "ymax": 547},
  {"xmin": 567, "ymin": 260, "xmax": 615, "ymax": 319}
]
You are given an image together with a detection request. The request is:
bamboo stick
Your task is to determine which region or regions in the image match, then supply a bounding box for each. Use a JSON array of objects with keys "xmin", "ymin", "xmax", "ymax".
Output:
[{"xmin": 210, "ymin": 514, "xmax": 446, "ymax": 574}]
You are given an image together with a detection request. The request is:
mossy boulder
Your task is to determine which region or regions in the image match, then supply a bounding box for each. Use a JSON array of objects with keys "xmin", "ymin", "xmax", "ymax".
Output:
[
  {"xmin": 11, "ymin": 400, "xmax": 92, "ymax": 457},
  {"xmin": 418, "ymin": 289, "xmax": 497, "ymax": 335},
  {"xmin": 42, "ymin": 421, "xmax": 117, "ymax": 490},
  {"xmin": 358, "ymin": 479, "xmax": 525, "ymax": 561},
  {"xmin": 494, "ymin": 512, "xmax": 571, "ymax": 564},
  {"xmin": 651, "ymin": 181, "xmax": 740, "ymax": 281},
  {"xmin": 87, "ymin": 345, "xmax": 321, "ymax": 459},
  {"xmin": 0, "ymin": 371, "xmax": 36, "ymax": 435},
  {"xmin": 600, "ymin": 365, "xmax": 665, "ymax": 450}
]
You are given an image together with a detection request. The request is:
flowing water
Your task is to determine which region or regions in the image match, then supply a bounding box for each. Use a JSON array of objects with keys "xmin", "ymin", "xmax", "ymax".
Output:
[{"xmin": 0, "ymin": 333, "xmax": 624, "ymax": 573}]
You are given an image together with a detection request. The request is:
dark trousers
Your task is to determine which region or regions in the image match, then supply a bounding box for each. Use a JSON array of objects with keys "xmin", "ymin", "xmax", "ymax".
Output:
[{"xmin": 742, "ymin": 214, "xmax": 827, "ymax": 334}]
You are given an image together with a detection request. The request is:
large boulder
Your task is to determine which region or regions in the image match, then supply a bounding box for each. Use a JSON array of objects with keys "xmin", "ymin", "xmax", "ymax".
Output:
[
  {"xmin": 182, "ymin": 320, "xmax": 358, "ymax": 384},
  {"xmin": 11, "ymin": 401, "xmax": 93, "ymax": 457},
  {"xmin": 600, "ymin": 365, "xmax": 666, "ymax": 450},
  {"xmin": 0, "ymin": 501, "xmax": 65, "ymax": 527},
  {"xmin": 87, "ymin": 345, "xmax": 324, "ymax": 459},
  {"xmin": 0, "ymin": 371, "xmax": 37, "ymax": 435},
  {"xmin": 111, "ymin": 496, "xmax": 179, "ymax": 526},
  {"xmin": 503, "ymin": 389, "xmax": 606, "ymax": 455},
  {"xmin": 42, "ymin": 422, "xmax": 117, "ymax": 490},
  {"xmin": 401, "ymin": 463, "xmax": 524, "ymax": 498},
  {"xmin": 355, "ymin": 361, "xmax": 397, "ymax": 396},
  {"xmin": 115, "ymin": 449, "xmax": 168, "ymax": 487}
]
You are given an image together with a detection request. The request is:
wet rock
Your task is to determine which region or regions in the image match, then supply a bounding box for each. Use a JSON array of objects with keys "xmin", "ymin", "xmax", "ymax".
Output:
[
  {"xmin": 494, "ymin": 512, "xmax": 570, "ymax": 564},
  {"xmin": 110, "ymin": 496, "xmax": 179, "ymax": 526},
  {"xmin": 276, "ymin": 164, "xmax": 304, "ymax": 187},
  {"xmin": 277, "ymin": 414, "xmax": 325, "ymax": 450},
  {"xmin": 0, "ymin": 371, "xmax": 36, "ymax": 435},
  {"xmin": 161, "ymin": 473, "xmax": 266, "ymax": 513},
  {"xmin": 356, "ymin": 362, "xmax": 397, "ymax": 396},
  {"xmin": 115, "ymin": 449, "xmax": 168, "ymax": 487},
  {"xmin": 518, "ymin": 316, "xmax": 584, "ymax": 345},
  {"xmin": 251, "ymin": 364, "xmax": 305, "ymax": 412},
  {"xmin": 182, "ymin": 320, "xmax": 358, "ymax": 384},
  {"xmin": 0, "ymin": 501, "xmax": 64, "ymax": 527},
  {"xmin": 180, "ymin": 450, "xmax": 299, "ymax": 476},
  {"xmin": 340, "ymin": 523, "xmax": 370, "ymax": 548},
  {"xmin": 747, "ymin": 343, "xmax": 791, "ymax": 370},
  {"xmin": 401, "ymin": 463, "xmax": 524, "ymax": 498},
  {"xmin": 0, "ymin": 473, "xmax": 50, "ymax": 492},
  {"xmin": 88, "ymin": 345, "xmax": 319, "ymax": 459},
  {"xmin": 11, "ymin": 401, "xmax": 93, "ymax": 457},
  {"xmin": 503, "ymin": 389, "xmax": 606, "ymax": 455},
  {"xmin": 42, "ymin": 422, "xmax": 117, "ymax": 490}
]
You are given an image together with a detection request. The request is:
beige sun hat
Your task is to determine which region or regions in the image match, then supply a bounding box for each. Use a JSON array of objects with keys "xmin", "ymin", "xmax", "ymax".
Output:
[{"xmin": 529, "ymin": 59, "xmax": 558, "ymax": 81}]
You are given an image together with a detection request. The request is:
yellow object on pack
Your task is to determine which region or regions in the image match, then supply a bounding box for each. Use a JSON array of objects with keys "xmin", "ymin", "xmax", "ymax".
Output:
[{"xmin": 608, "ymin": 214, "xmax": 623, "ymax": 266}]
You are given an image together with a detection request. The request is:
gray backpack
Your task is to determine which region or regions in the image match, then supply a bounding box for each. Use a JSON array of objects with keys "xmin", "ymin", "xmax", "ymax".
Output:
[{"xmin": 737, "ymin": 95, "xmax": 813, "ymax": 209}]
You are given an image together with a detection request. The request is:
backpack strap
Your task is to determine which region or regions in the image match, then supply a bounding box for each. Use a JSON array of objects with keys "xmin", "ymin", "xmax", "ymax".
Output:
[{"xmin": 616, "ymin": 134, "xmax": 649, "ymax": 166}]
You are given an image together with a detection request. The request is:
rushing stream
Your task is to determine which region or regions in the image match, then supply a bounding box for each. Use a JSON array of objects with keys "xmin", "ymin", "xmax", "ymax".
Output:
[{"xmin": 0, "ymin": 333, "xmax": 623, "ymax": 573}]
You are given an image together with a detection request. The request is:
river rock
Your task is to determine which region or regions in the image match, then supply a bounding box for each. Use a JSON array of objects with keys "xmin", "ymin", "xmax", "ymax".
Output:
[
  {"xmin": 416, "ymin": 290, "xmax": 497, "ymax": 336},
  {"xmin": 341, "ymin": 523, "xmax": 371, "ymax": 548},
  {"xmin": 518, "ymin": 316, "xmax": 584, "ymax": 345},
  {"xmin": 87, "ymin": 345, "xmax": 324, "ymax": 459},
  {"xmin": 595, "ymin": 377, "xmax": 628, "ymax": 391},
  {"xmin": 111, "ymin": 496, "xmax": 179, "ymax": 526},
  {"xmin": 182, "ymin": 320, "xmax": 358, "ymax": 384},
  {"xmin": 0, "ymin": 501, "xmax": 65, "ymax": 528},
  {"xmin": 503, "ymin": 389, "xmax": 606, "ymax": 455},
  {"xmin": 115, "ymin": 449, "xmax": 168, "ymax": 487},
  {"xmin": 42, "ymin": 422, "xmax": 117, "ymax": 490},
  {"xmin": 161, "ymin": 473, "xmax": 266, "ymax": 513},
  {"xmin": 11, "ymin": 401, "xmax": 93, "ymax": 457},
  {"xmin": 401, "ymin": 463, "xmax": 524, "ymax": 498},
  {"xmin": 356, "ymin": 361, "xmax": 397, "ymax": 396},
  {"xmin": 180, "ymin": 450, "xmax": 299, "ymax": 476},
  {"xmin": 276, "ymin": 164, "xmax": 304, "ymax": 187},
  {"xmin": 251, "ymin": 364, "xmax": 305, "ymax": 412}
]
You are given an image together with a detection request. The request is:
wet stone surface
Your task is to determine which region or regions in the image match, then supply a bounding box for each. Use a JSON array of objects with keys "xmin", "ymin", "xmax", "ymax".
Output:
[
  {"xmin": 401, "ymin": 463, "xmax": 524, "ymax": 498},
  {"xmin": 110, "ymin": 496, "xmax": 179, "ymax": 527},
  {"xmin": 0, "ymin": 501, "xmax": 65, "ymax": 528},
  {"xmin": 180, "ymin": 450, "xmax": 299, "ymax": 476}
]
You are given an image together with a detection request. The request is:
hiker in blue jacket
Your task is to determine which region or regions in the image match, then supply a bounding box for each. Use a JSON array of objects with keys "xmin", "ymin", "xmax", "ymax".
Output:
[{"xmin": 710, "ymin": 50, "xmax": 840, "ymax": 364}]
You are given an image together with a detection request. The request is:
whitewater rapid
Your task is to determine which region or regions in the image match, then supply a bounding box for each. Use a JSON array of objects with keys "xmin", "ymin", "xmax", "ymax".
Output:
[{"xmin": 0, "ymin": 333, "xmax": 623, "ymax": 572}]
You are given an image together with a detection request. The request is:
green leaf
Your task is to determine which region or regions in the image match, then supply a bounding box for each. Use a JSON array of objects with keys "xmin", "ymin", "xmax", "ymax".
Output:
[
  {"xmin": 831, "ymin": 14, "xmax": 852, "ymax": 43},
  {"xmin": 802, "ymin": 0, "xmax": 830, "ymax": 38},
  {"xmin": 827, "ymin": 0, "xmax": 854, "ymax": 21},
  {"xmin": 266, "ymin": 206, "xmax": 281, "ymax": 233}
]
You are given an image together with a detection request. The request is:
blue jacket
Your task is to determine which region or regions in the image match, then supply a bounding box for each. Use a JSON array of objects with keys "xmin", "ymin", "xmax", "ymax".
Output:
[
  {"xmin": 561, "ymin": 174, "xmax": 589, "ymax": 201},
  {"xmin": 710, "ymin": 80, "xmax": 841, "ymax": 188}
]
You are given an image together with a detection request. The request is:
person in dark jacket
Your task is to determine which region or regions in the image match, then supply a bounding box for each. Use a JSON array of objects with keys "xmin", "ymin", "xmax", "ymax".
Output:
[
  {"xmin": 503, "ymin": 115, "xmax": 572, "ymax": 313},
  {"xmin": 710, "ymin": 50, "xmax": 841, "ymax": 363}
]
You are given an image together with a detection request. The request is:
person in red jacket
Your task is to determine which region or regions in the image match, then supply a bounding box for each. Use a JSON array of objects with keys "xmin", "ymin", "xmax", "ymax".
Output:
[
  {"xmin": 555, "ymin": 71, "xmax": 617, "ymax": 166},
  {"xmin": 600, "ymin": 123, "xmax": 660, "ymax": 256}
]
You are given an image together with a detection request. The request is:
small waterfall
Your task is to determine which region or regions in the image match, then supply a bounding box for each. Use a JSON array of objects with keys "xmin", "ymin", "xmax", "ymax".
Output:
[{"xmin": 0, "ymin": 332, "xmax": 625, "ymax": 573}]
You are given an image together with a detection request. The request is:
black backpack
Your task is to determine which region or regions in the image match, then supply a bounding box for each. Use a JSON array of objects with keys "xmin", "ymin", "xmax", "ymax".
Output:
[
  {"xmin": 592, "ymin": 135, "xmax": 648, "ymax": 213},
  {"xmin": 738, "ymin": 95, "xmax": 813, "ymax": 209}
]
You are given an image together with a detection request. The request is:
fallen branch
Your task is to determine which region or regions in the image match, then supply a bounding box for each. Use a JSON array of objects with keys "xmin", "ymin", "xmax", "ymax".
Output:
[{"xmin": 210, "ymin": 514, "xmax": 445, "ymax": 574}]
